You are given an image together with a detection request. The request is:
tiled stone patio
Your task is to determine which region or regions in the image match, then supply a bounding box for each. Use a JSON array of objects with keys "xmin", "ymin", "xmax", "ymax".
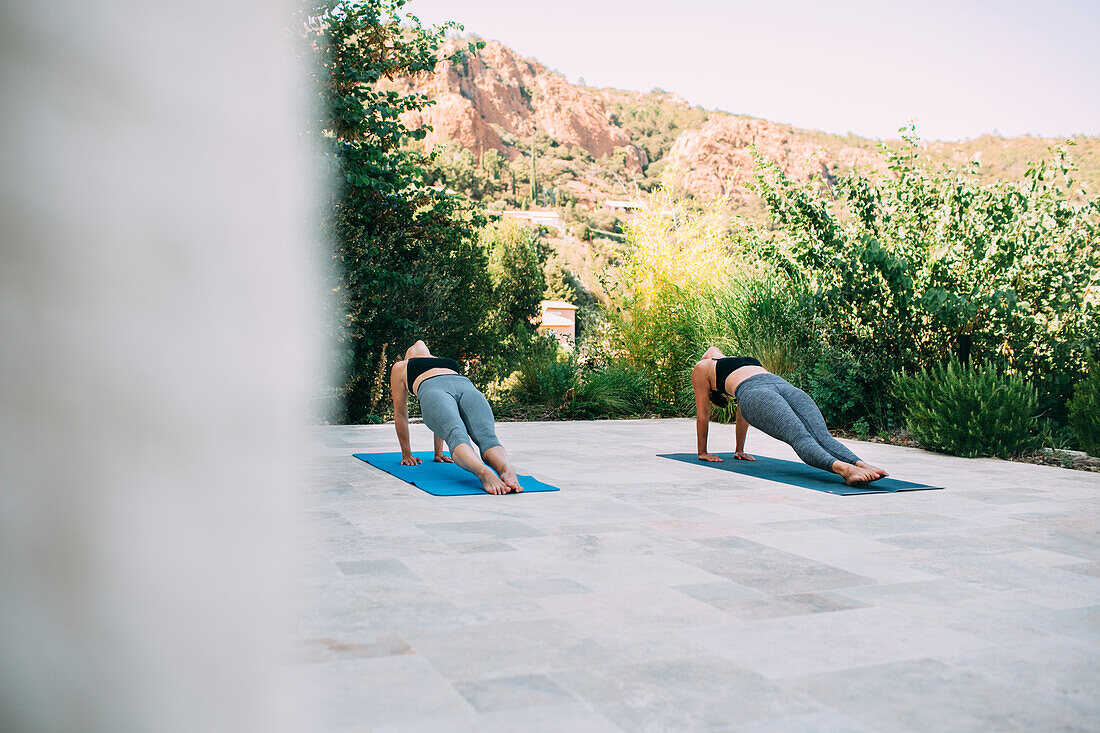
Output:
[{"xmin": 293, "ymin": 419, "xmax": 1100, "ymax": 732}]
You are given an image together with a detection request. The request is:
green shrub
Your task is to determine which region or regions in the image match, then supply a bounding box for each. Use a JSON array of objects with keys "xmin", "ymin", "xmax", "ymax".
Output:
[
  {"xmin": 509, "ymin": 350, "xmax": 577, "ymax": 409},
  {"xmin": 801, "ymin": 346, "xmax": 899, "ymax": 432},
  {"xmin": 1036, "ymin": 418, "xmax": 1078, "ymax": 451},
  {"xmin": 892, "ymin": 358, "xmax": 1040, "ymax": 458},
  {"xmin": 567, "ymin": 365, "xmax": 649, "ymax": 418},
  {"xmin": 1068, "ymin": 358, "xmax": 1100, "ymax": 456},
  {"xmin": 852, "ymin": 418, "xmax": 871, "ymax": 441},
  {"xmin": 508, "ymin": 348, "xmax": 649, "ymax": 420}
]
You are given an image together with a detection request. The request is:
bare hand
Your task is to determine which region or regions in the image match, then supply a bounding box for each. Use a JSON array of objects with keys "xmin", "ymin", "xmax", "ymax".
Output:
[
  {"xmin": 434, "ymin": 454, "xmax": 453, "ymax": 463},
  {"xmin": 734, "ymin": 451, "xmax": 755, "ymax": 461},
  {"xmin": 698, "ymin": 453, "xmax": 723, "ymax": 462},
  {"xmin": 400, "ymin": 455, "xmax": 422, "ymax": 466}
]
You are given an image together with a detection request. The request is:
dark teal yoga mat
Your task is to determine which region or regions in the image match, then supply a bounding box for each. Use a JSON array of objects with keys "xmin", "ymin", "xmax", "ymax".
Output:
[
  {"xmin": 657, "ymin": 453, "xmax": 942, "ymax": 495},
  {"xmin": 354, "ymin": 451, "xmax": 560, "ymax": 496}
]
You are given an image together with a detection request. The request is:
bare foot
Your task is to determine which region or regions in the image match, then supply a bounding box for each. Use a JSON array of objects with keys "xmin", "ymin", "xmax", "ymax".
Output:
[
  {"xmin": 478, "ymin": 467, "xmax": 508, "ymax": 495},
  {"xmin": 856, "ymin": 461, "xmax": 888, "ymax": 479},
  {"xmin": 838, "ymin": 463, "xmax": 880, "ymax": 486},
  {"xmin": 500, "ymin": 469, "xmax": 523, "ymax": 493}
]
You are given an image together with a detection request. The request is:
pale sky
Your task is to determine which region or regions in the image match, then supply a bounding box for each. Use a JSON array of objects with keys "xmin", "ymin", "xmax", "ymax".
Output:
[{"xmin": 404, "ymin": 0, "xmax": 1100, "ymax": 141}]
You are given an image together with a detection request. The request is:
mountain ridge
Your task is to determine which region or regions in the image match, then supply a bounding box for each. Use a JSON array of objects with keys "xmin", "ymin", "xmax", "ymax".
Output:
[{"xmin": 391, "ymin": 36, "xmax": 1100, "ymax": 207}]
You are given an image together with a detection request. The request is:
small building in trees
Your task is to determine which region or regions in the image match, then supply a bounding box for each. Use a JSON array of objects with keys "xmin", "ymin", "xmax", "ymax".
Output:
[
  {"xmin": 538, "ymin": 300, "xmax": 578, "ymax": 343},
  {"xmin": 603, "ymin": 200, "xmax": 647, "ymax": 212},
  {"xmin": 501, "ymin": 209, "xmax": 564, "ymax": 232}
]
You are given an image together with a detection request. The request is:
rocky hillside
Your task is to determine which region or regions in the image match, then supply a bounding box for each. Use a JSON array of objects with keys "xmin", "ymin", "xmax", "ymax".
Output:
[
  {"xmin": 391, "ymin": 36, "xmax": 1100, "ymax": 208},
  {"xmin": 394, "ymin": 40, "xmax": 644, "ymax": 172},
  {"xmin": 667, "ymin": 116, "xmax": 883, "ymax": 202}
]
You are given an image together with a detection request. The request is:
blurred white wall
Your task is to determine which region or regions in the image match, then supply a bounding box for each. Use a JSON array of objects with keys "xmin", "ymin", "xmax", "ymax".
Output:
[{"xmin": 1, "ymin": 2, "xmax": 315, "ymax": 731}]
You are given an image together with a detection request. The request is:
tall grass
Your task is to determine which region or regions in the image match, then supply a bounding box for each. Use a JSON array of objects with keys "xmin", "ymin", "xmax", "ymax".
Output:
[
  {"xmin": 612, "ymin": 181, "xmax": 813, "ymax": 414},
  {"xmin": 708, "ymin": 278, "xmax": 812, "ymax": 377},
  {"xmin": 503, "ymin": 346, "xmax": 648, "ymax": 419}
]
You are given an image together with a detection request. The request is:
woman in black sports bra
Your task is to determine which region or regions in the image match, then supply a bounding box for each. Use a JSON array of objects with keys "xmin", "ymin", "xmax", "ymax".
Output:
[
  {"xmin": 690, "ymin": 346, "xmax": 887, "ymax": 485},
  {"xmin": 390, "ymin": 340, "xmax": 522, "ymax": 495}
]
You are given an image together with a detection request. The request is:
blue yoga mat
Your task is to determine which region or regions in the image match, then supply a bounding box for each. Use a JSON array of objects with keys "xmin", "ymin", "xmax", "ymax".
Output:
[
  {"xmin": 657, "ymin": 453, "xmax": 943, "ymax": 496},
  {"xmin": 354, "ymin": 452, "xmax": 560, "ymax": 496}
]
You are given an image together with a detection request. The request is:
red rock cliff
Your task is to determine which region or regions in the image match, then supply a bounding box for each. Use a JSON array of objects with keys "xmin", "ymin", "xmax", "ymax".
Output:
[{"xmin": 396, "ymin": 40, "xmax": 645, "ymax": 172}]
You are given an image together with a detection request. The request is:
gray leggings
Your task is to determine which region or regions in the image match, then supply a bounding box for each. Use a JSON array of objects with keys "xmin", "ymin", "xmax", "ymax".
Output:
[
  {"xmin": 416, "ymin": 375, "xmax": 502, "ymax": 455},
  {"xmin": 735, "ymin": 373, "xmax": 861, "ymax": 472}
]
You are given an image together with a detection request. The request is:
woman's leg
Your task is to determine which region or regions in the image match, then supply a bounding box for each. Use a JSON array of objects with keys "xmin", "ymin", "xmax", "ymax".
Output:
[
  {"xmin": 775, "ymin": 380, "xmax": 887, "ymax": 478},
  {"xmin": 774, "ymin": 381, "xmax": 862, "ymax": 464},
  {"xmin": 417, "ymin": 379, "xmax": 471, "ymax": 452},
  {"xmin": 737, "ymin": 379, "xmax": 843, "ymax": 473},
  {"xmin": 454, "ymin": 379, "xmax": 521, "ymax": 492},
  {"xmin": 418, "ymin": 378, "xmax": 508, "ymax": 494}
]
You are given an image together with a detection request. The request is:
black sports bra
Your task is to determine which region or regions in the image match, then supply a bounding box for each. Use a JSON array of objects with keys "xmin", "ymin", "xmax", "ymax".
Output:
[
  {"xmin": 713, "ymin": 356, "xmax": 762, "ymax": 396},
  {"xmin": 406, "ymin": 357, "xmax": 461, "ymax": 394}
]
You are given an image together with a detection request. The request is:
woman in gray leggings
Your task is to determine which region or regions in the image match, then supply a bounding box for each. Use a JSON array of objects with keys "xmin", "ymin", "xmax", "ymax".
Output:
[
  {"xmin": 691, "ymin": 347, "xmax": 887, "ymax": 485},
  {"xmin": 390, "ymin": 340, "xmax": 521, "ymax": 494}
]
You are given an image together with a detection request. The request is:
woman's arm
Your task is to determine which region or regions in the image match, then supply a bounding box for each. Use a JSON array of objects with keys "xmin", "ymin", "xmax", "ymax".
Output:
[
  {"xmin": 692, "ymin": 363, "xmax": 722, "ymax": 462},
  {"xmin": 391, "ymin": 363, "xmax": 420, "ymax": 465},
  {"xmin": 734, "ymin": 403, "xmax": 754, "ymax": 460},
  {"xmin": 433, "ymin": 434, "xmax": 452, "ymax": 463}
]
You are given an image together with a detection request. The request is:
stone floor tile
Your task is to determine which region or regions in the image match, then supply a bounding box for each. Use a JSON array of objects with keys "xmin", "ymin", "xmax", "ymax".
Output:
[
  {"xmin": 834, "ymin": 578, "xmax": 1043, "ymax": 620},
  {"xmin": 1063, "ymin": 560, "xmax": 1100, "ymax": 578},
  {"xmin": 729, "ymin": 711, "xmax": 874, "ymax": 732},
  {"xmin": 674, "ymin": 546, "xmax": 876, "ymax": 595},
  {"xmin": 490, "ymin": 550, "xmax": 727, "ymax": 593},
  {"xmin": 681, "ymin": 606, "xmax": 991, "ymax": 678},
  {"xmin": 997, "ymin": 547, "xmax": 1093, "ymax": 567},
  {"xmin": 453, "ymin": 703, "xmax": 624, "ymax": 733},
  {"xmin": 447, "ymin": 540, "xmax": 518, "ymax": 554},
  {"xmin": 738, "ymin": 528, "xmax": 906, "ymax": 559},
  {"xmin": 941, "ymin": 637, "xmax": 1099, "ymax": 727},
  {"xmin": 765, "ymin": 511, "xmax": 969, "ymax": 536},
  {"xmin": 1018, "ymin": 604, "xmax": 1100, "ymax": 642},
  {"xmin": 373, "ymin": 702, "xmax": 624, "ymax": 733},
  {"xmin": 788, "ymin": 658, "xmax": 1089, "ymax": 732},
  {"xmin": 698, "ymin": 500, "xmax": 835, "ymax": 524},
  {"xmin": 807, "ymin": 551, "xmax": 944, "ymax": 584},
  {"xmin": 553, "ymin": 655, "xmax": 821, "ymax": 732},
  {"xmin": 414, "ymin": 519, "xmax": 546, "ymax": 543},
  {"xmin": 292, "ymin": 655, "xmax": 472, "ymax": 730},
  {"xmin": 535, "ymin": 587, "xmax": 735, "ymax": 631},
  {"xmin": 404, "ymin": 619, "xmax": 626, "ymax": 681},
  {"xmin": 703, "ymin": 591, "xmax": 868, "ymax": 621},
  {"xmin": 506, "ymin": 577, "xmax": 591, "ymax": 597},
  {"xmin": 452, "ymin": 673, "xmax": 574, "ymax": 712},
  {"xmin": 290, "ymin": 631, "xmax": 413, "ymax": 665},
  {"xmin": 335, "ymin": 558, "xmax": 421, "ymax": 580},
  {"xmin": 673, "ymin": 580, "xmax": 767, "ymax": 606}
]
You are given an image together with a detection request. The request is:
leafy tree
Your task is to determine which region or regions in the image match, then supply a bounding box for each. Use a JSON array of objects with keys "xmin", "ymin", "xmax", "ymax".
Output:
[
  {"xmin": 605, "ymin": 95, "xmax": 709, "ymax": 173},
  {"xmin": 420, "ymin": 146, "xmax": 494, "ymax": 200},
  {"xmin": 302, "ymin": 0, "xmax": 492, "ymax": 422},
  {"xmin": 751, "ymin": 128, "xmax": 1100, "ymax": 419},
  {"xmin": 481, "ymin": 149, "xmax": 505, "ymax": 181},
  {"xmin": 481, "ymin": 219, "xmax": 547, "ymax": 335}
]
